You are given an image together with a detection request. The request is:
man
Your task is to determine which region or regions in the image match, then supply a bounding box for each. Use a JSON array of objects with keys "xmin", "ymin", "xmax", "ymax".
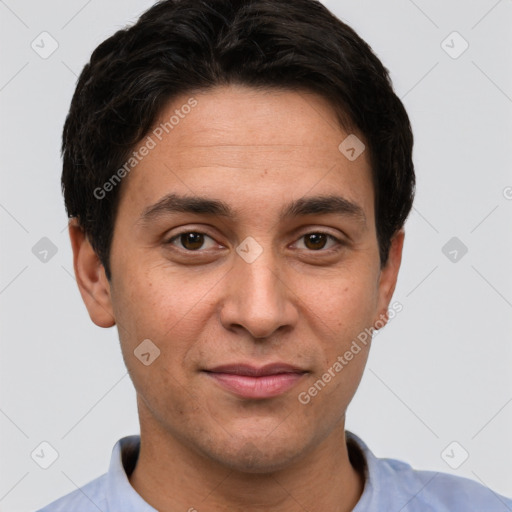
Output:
[{"xmin": 37, "ymin": 0, "xmax": 512, "ymax": 510}]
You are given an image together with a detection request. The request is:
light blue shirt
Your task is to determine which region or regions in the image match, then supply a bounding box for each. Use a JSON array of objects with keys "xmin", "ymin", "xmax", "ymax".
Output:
[{"xmin": 36, "ymin": 431, "xmax": 512, "ymax": 511}]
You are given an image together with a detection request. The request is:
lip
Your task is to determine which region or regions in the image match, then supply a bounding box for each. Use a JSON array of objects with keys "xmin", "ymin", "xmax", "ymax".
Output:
[{"xmin": 203, "ymin": 363, "xmax": 307, "ymax": 399}]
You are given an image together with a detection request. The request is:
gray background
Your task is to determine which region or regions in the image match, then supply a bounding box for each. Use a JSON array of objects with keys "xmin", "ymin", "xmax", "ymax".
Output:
[{"xmin": 1, "ymin": 0, "xmax": 511, "ymax": 510}]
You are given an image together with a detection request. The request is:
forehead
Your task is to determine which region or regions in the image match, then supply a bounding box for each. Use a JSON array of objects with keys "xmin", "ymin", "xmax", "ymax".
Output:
[
  {"xmin": 117, "ymin": 85, "xmax": 374, "ymax": 224},
  {"xmin": 154, "ymin": 85, "xmax": 353, "ymax": 150}
]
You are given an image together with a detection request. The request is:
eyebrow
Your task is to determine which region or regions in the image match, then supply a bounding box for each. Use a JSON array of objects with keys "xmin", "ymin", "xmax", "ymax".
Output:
[{"xmin": 137, "ymin": 193, "xmax": 366, "ymax": 226}]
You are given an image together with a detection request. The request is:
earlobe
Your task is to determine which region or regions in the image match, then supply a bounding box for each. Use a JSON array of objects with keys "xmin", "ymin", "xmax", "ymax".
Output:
[
  {"xmin": 374, "ymin": 230, "xmax": 405, "ymax": 329},
  {"xmin": 68, "ymin": 219, "xmax": 116, "ymax": 328}
]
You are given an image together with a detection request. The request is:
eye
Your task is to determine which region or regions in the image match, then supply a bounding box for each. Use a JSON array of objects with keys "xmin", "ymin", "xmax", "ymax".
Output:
[
  {"xmin": 167, "ymin": 231, "xmax": 218, "ymax": 251},
  {"xmin": 165, "ymin": 230, "xmax": 343, "ymax": 253},
  {"xmin": 294, "ymin": 232, "xmax": 342, "ymax": 251}
]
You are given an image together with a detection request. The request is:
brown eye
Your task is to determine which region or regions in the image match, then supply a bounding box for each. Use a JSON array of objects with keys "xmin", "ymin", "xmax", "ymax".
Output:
[
  {"xmin": 294, "ymin": 232, "xmax": 341, "ymax": 252},
  {"xmin": 168, "ymin": 232, "xmax": 216, "ymax": 251},
  {"xmin": 180, "ymin": 232, "xmax": 204, "ymax": 250},
  {"xmin": 304, "ymin": 233, "xmax": 328, "ymax": 250}
]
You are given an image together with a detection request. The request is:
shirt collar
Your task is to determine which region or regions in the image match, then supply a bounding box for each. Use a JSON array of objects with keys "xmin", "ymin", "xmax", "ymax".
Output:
[
  {"xmin": 345, "ymin": 430, "xmax": 379, "ymax": 510},
  {"xmin": 106, "ymin": 435, "xmax": 157, "ymax": 512},
  {"xmin": 106, "ymin": 431, "xmax": 374, "ymax": 510}
]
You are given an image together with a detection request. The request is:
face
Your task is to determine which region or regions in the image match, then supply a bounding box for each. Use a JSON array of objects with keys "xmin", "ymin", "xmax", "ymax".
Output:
[{"xmin": 73, "ymin": 85, "xmax": 403, "ymax": 473}]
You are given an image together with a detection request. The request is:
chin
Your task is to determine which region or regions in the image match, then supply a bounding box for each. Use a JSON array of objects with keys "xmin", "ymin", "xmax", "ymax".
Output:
[{"xmin": 202, "ymin": 433, "xmax": 309, "ymax": 474}]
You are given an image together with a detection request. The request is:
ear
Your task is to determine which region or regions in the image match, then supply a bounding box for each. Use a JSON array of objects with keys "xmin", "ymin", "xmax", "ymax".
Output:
[
  {"xmin": 373, "ymin": 230, "xmax": 405, "ymax": 329},
  {"xmin": 68, "ymin": 219, "xmax": 116, "ymax": 328}
]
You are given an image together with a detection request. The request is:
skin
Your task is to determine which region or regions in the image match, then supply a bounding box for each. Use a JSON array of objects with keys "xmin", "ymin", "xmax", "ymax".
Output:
[{"xmin": 69, "ymin": 85, "xmax": 404, "ymax": 512}]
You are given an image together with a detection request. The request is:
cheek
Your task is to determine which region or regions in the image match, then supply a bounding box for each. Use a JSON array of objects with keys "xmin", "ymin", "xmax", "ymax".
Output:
[
  {"xmin": 135, "ymin": 360, "xmax": 207, "ymax": 436},
  {"xmin": 111, "ymin": 264, "xmax": 224, "ymax": 384},
  {"xmin": 303, "ymin": 270, "xmax": 379, "ymax": 336},
  {"xmin": 296, "ymin": 280, "xmax": 375, "ymax": 423},
  {"xmin": 112, "ymin": 270, "xmax": 210, "ymax": 414},
  {"xmin": 113, "ymin": 264, "xmax": 212, "ymax": 337}
]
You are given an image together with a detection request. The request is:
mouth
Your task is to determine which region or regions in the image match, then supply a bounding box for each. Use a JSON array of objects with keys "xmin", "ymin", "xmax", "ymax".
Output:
[{"xmin": 203, "ymin": 363, "xmax": 308, "ymax": 399}]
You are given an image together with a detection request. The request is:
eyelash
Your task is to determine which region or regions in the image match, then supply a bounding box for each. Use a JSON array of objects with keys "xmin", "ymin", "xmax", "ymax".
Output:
[{"xmin": 165, "ymin": 230, "xmax": 344, "ymax": 253}]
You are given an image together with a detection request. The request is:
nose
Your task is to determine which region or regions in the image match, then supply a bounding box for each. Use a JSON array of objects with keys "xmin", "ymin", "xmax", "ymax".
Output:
[{"xmin": 219, "ymin": 246, "xmax": 299, "ymax": 340}]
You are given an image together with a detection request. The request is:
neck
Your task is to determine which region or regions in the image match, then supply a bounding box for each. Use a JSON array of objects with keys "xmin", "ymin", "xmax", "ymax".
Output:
[{"xmin": 129, "ymin": 418, "xmax": 365, "ymax": 512}]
